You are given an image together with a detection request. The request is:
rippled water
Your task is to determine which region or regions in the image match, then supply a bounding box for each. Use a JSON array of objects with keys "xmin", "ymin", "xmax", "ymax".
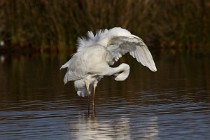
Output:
[{"xmin": 0, "ymin": 52, "xmax": 210, "ymax": 140}]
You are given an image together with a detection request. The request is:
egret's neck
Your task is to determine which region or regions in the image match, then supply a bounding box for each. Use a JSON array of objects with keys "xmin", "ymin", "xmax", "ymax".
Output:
[{"xmin": 114, "ymin": 63, "xmax": 130, "ymax": 81}]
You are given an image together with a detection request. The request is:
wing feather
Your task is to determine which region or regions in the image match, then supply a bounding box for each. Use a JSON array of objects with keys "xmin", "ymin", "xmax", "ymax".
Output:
[{"xmin": 107, "ymin": 36, "xmax": 157, "ymax": 72}]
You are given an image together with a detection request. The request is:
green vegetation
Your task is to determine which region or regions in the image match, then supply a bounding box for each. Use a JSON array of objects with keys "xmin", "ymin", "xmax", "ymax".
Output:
[{"xmin": 0, "ymin": 0, "xmax": 210, "ymax": 52}]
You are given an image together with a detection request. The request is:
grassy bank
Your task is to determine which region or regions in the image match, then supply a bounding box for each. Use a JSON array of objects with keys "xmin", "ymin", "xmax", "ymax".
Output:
[{"xmin": 0, "ymin": 0, "xmax": 210, "ymax": 52}]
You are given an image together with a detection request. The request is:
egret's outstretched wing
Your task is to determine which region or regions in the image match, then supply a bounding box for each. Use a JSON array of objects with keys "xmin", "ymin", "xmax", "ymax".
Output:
[{"xmin": 107, "ymin": 36, "xmax": 157, "ymax": 72}]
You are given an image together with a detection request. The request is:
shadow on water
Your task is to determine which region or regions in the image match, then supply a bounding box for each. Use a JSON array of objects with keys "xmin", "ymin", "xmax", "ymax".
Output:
[{"xmin": 0, "ymin": 51, "xmax": 210, "ymax": 139}]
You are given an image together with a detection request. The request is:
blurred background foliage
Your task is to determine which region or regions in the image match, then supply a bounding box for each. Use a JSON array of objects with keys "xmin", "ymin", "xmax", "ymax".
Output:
[{"xmin": 0, "ymin": 0, "xmax": 210, "ymax": 52}]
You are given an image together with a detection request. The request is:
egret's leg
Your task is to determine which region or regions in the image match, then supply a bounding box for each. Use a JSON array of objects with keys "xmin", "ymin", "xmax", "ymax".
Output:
[
  {"xmin": 85, "ymin": 82, "xmax": 90, "ymax": 93},
  {"xmin": 85, "ymin": 82, "xmax": 91, "ymax": 115},
  {"xmin": 93, "ymin": 108, "xmax": 96, "ymax": 117},
  {"xmin": 87, "ymin": 95, "xmax": 91, "ymax": 116},
  {"xmin": 92, "ymin": 84, "xmax": 97, "ymax": 110}
]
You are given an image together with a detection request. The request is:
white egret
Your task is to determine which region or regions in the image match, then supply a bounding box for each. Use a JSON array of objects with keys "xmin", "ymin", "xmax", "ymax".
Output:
[{"xmin": 60, "ymin": 27, "xmax": 157, "ymax": 110}]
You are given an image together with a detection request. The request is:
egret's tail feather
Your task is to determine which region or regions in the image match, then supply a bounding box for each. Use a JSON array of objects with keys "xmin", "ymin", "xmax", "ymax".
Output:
[{"xmin": 60, "ymin": 59, "xmax": 72, "ymax": 70}]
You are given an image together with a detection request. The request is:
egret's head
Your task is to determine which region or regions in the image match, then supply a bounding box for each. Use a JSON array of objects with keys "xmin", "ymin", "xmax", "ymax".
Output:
[{"xmin": 114, "ymin": 63, "xmax": 130, "ymax": 81}]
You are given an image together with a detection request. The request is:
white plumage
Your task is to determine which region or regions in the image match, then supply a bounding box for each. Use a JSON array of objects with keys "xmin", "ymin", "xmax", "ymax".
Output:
[{"xmin": 60, "ymin": 27, "xmax": 157, "ymax": 109}]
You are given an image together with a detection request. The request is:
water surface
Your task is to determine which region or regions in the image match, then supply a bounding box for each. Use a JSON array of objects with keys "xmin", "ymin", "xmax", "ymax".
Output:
[{"xmin": 0, "ymin": 52, "xmax": 210, "ymax": 140}]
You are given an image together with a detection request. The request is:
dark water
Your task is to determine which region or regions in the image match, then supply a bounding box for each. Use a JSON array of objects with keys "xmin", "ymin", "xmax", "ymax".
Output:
[{"xmin": 0, "ymin": 51, "xmax": 210, "ymax": 140}]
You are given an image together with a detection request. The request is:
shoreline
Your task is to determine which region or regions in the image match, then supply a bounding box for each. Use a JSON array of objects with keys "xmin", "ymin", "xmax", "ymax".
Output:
[{"xmin": 0, "ymin": 44, "xmax": 210, "ymax": 56}]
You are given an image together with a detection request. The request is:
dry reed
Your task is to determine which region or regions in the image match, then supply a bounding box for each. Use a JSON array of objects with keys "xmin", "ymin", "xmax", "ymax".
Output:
[{"xmin": 0, "ymin": 0, "xmax": 209, "ymax": 52}]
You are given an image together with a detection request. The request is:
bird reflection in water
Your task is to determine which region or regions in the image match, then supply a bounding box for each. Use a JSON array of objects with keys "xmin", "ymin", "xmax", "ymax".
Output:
[{"xmin": 68, "ymin": 114, "xmax": 158, "ymax": 140}]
